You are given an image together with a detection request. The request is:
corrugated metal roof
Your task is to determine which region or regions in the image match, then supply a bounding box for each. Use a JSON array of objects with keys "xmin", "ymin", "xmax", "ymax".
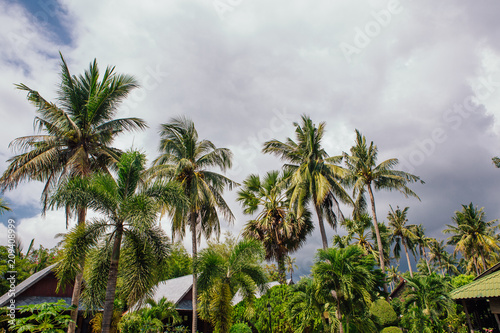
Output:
[{"xmin": 450, "ymin": 270, "xmax": 500, "ymax": 300}]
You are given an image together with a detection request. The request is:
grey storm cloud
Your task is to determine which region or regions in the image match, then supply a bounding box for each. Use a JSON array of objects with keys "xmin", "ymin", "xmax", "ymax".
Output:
[{"xmin": 1, "ymin": 0, "xmax": 500, "ymax": 276}]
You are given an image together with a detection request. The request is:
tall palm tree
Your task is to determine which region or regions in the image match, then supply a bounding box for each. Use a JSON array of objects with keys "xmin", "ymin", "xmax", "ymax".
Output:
[
  {"xmin": 0, "ymin": 54, "xmax": 145, "ymax": 333},
  {"xmin": 312, "ymin": 245, "xmax": 383, "ymax": 333},
  {"xmin": 285, "ymin": 256, "xmax": 298, "ymax": 283},
  {"xmin": 444, "ymin": 203, "xmax": 499, "ymax": 274},
  {"xmin": 197, "ymin": 237, "xmax": 267, "ymax": 333},
  {"xmin": 263, "ymin": 115, "xmax": 352, "ymax": 250},
  {"xmin": 427, "ymin": 239, "xmax": 448, "ymax": 276},
  {"xmin": 412, "ymin": 224, "xmax": 432, "ymax": 274},
  {"xmin": 148, "ymin": 116, "xmax": 237, "ymax": 333},
  {"xmin": 237, "ymin": 170, "xmax": 314, "ymax": 283},
  {"xmin": 388, "ymin": 206, "xmax": 417, "ymax": 277},
  {"xmin": 343, "ymin": 130, "xmax": 422, "ymax": 285},
  {"xmin": 51, "ymin": 151, "xmax": 185, "ymax": 333}
]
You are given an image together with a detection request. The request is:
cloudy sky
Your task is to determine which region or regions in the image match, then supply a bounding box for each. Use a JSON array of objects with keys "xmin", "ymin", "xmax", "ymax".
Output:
[{"xmin": 1, "ymin": 0, "xmax": 500, "ymax": 276}]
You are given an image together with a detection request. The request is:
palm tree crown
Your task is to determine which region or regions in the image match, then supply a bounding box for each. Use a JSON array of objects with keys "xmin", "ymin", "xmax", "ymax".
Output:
[
  {"xmin": 444, "ymin": 203, "xmax": 499, "ymax": 274},
  {"xmin": 388, "ymin": 206, "xmax": 417, "ymax": 277},
  {"xmin": 263, "ymin": 115, "xmax": 351, "ymax": 249},
  {"xmin": 237, "ymin": 170, "xmax": 314, "ymax": 283},
  {"xmin": 1, "ymin": 54, "xmax": 146, "ymax": 213}
]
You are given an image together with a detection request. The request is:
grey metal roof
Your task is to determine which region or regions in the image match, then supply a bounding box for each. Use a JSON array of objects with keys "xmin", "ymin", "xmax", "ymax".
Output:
[
  {"xmin": 0, "ymin": 264, "xmax": 56, "ymax": 307},
  {"xmin": 149, "ymin": 275, "xmax": 194, "ymax": 306}
]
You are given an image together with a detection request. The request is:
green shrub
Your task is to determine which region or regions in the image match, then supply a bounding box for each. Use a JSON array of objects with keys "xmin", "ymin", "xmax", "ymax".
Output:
[
  {"xmin": 381, "ymin": 327, "xmax": 402, "ymax": 333},
  {"xmin": 229, "ymin": 322, "xmax": 252, "ymax": 333},
  {"xmin": 369, "ymin": 299, "xmax": 398, "ymax": 327}
]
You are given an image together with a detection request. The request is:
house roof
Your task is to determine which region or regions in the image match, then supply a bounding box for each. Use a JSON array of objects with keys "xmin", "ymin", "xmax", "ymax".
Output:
[
  {"xmin": 0, "ymin": 264, "xmax": 56, "ymax": 307},
  {"xmin": 450, "ymin": 269, "xmax": 500, "ymax": 300}
]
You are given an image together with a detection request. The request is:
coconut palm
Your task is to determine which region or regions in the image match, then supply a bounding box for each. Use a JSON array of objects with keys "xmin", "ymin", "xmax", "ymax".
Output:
[
  {"xmin": 262, "ymin": 115, "xmax": 352, "ymax": 250},
  {"xmin": 0, "ymin": 54, "xmax": 145, "ymax": 332},
  {"xmin": 427, "ymin": 239, "xmax": 448, "ymax": 276},
  {"xmin": 343, "ymin": 129, "xmax": 423, "ymax": 285},
  {"xmin": 52, "ymin": 151, "xmax": 185, "ymax": 333},
  {"xmin": 285, "ymin": 256, "xmax": 298, "ymax": 283},
  {"xmin": 197, "ymin": 237, "xmax": 267, "ymax": 333},
  {"xmin": 340, "ymin": 214, "xmax": 378, "ymax": 258},
  {"xmin": 444, "ymin": 203, "xmax": 499, "ymax": 274},
  {"xmin": 148, "ymin": 116, "xmax": 237, "ymax": 333},
  {"xmin": 412, "ymin": 224, "xmax": 432, "ymax": 274},
  {"xmin": 388, "ymin": 206, "xmax": 418, "ymax": 277},
  {"xmin": 312, "ymin": 245, "xmax": 383, "ymax": 333},
  {"xmin": 238, "ymin": 170, "xmax": 314, "ymax": 283}
]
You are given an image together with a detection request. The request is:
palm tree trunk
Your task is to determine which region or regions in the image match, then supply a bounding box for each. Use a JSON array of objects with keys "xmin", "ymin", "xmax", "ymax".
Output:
[
  {"xmin": 422, "ymin": 248, "xmax": 431, "ymax": 274},
  {"xmin": 101, "ymin": 225, "xmax": 123, "ymax": 333},
  {"xmin": 367, "ymin": 184, "xmax": 388, "ymax": 294},
  {"xmin": 336, "ymin": 294, "xmax": 344, "ymax": 333},
  {"xmin": 277, "ymin": 252, "xmax": 286, "ymax": 284},
  {"xmin": 479, "ymin": 248, "xmax": 488, "ymax": 273},
  {"xmin": 314, "ymin": 204, "xmax": 328, "ymax": 250},
  {"xmin": 403, "ymin": 241, "xmax": 413, "ymax": 277},
  {"xmin": 191, "ymin": 213, "xmax": 198, "ymax": 333},
  {"xmin": 67, "ymin": 207, "xmax": 86, "ymax": 333}
]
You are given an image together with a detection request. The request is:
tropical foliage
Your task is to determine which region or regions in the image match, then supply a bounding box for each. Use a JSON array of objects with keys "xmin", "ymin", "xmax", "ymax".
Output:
[
  {"xmin": 238, "ymin": 170, "xmax": 313, "ymax": 283},
  {"xmin": 8, "ymin": 300, "xmax": 75, "ymax": 333},
  {"xmin": 52, "ymin": 151, "xmax": 184, "ymax": 333}
]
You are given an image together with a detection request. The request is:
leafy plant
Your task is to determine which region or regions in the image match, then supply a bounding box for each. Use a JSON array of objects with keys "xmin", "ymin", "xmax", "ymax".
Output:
[{"xmin": 9, "ymin": 300, "xmax": 75, "ymax": 333}]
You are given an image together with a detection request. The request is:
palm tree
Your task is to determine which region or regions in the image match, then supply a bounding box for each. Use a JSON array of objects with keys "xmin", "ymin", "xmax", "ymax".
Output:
[
  {"xmin": 262, "ymin": 115, "xmax": 352, "ymax": 250},
  {"xmin": 388, "ymin": 206, "xmax": 417, "ymax": 277},
  {"xmin": 402, "ymin": 273, "xmax": 453, "ymax": 330},
  {"xmin": 386, "ymin": 265, "xmax": 400, "ymax": 291},
  {"xmin": 237, "ymin": 170, "xmax": 314, "ymax": 283},
  {"xmin": 343, "ymin": 129, "xmax": 423, "ymax": 286},
  {"xmin": 52, "ymin": 151, "xmax": 185, "ymax": 333},
  {"xmin": 289, "ymin": 277, "xmax": 331, "ymax": 332},
  {"xmin": 412, "ymin": 224, "xmax": 432, "ymax": 274},
  {"xmin": 444, "ymin": 203, "xmax": 499, "ymax": 274},
  {"xmin": 0, "ymin": 54, "xmax": 145, "ymax": 333},
  {"xmin": 285, "ymin": 256, "xmax": 298, "ymax": 283},
  {"xmin": 427, "ymin": 239, "xmax": 448, "ymax": 276},
  {"xmin": 340, "ymin": 214, "xmax": 378, "ymax": 258},
  {"xmin": 148, "ymin": 116, "xmax": 237, "ymax": 333},
  {"xmin": 197, "ymin": 237, "xmax": 267, "ymax": 333},
  {"xmin": 312, "ymin": 245, "xmax": 383, "ymax": 333}
]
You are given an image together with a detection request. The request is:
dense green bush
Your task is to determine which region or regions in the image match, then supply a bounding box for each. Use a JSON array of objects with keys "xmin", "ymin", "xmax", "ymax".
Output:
[
  {"xmin": 381, "ymin": 327, "xmax": 403, "ymax": 333},
  {"xmin": 229, "ymin": 322, "xmax": 252, "ymax": 333},
  {"xmin": 369, "ymin": 299, "xmax": 398, "ymax": 327}
]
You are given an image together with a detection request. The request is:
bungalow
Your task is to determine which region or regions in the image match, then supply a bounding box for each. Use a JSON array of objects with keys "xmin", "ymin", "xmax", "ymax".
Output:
[
  {"xmin": 450, "ymin": 262, "xmax": 500, "ymax": 332},
  {"xmin": 0, "ymin": 264, "xmax": 92, "ymax": 332}
]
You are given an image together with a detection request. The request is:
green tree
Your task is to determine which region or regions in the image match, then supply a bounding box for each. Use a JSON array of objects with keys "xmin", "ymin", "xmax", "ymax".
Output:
[
  {"xmin": 52, "ymin": 151, "xmax": 184, "ymax": 333},
  {"xmin": 339, "ymin": 214, "xmax": 378, "ymax": 258},
  {"xmin": 163, "ymin": 242, "xmax": 193, "ymax": 280},
  {"xmin": 285, "ymin": 256, "xmax": 298, "ymax": 283},
  {"xmin": 118, "ymin": 297, "xmax": 181, "ymax": 333},
  {"xmin": 238, "ymin": 170, "xmax": 313, "ymax": 283},
  {"xmin": 427, "ymin": 239, "xmax": 448, "ymax": 276},
  {"xmin": 0, "ymin": 54, "xmax": 145, "ymax": 333},
  {"xmin": 444, "ymin": 203, "xmax": 500, "ymax": 274},
  {"xmin": 387, "ymin": 206, "xmax": 417, "ymax": 277},
  {"xmin": 288, "ymin": 277, "xmax": 330, "ymax": 332},
  {"xmin": 262, "ymin": 115, "xmax": 352, "ymax": 250},
  {"xmin": 197, "ymin": 237, "xmax": 267, "ymax": 333},
  {"xmin": 412, "ymin": 225, "xmax": 432, "ymax": 274},
  {"xmin": 401, "ymin": 273, "xmax": 453, "ymax": 332},
  {"xmin": 148, "ymin": 116, "xmax": 237, "ymax": 333},
  {"xmin": 342, "ymin": 129, "xmax": 422, "ymax": 288},
  {"xmin": 312, "ymin": 245, "xmax": 383, "ymax": 333}
]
